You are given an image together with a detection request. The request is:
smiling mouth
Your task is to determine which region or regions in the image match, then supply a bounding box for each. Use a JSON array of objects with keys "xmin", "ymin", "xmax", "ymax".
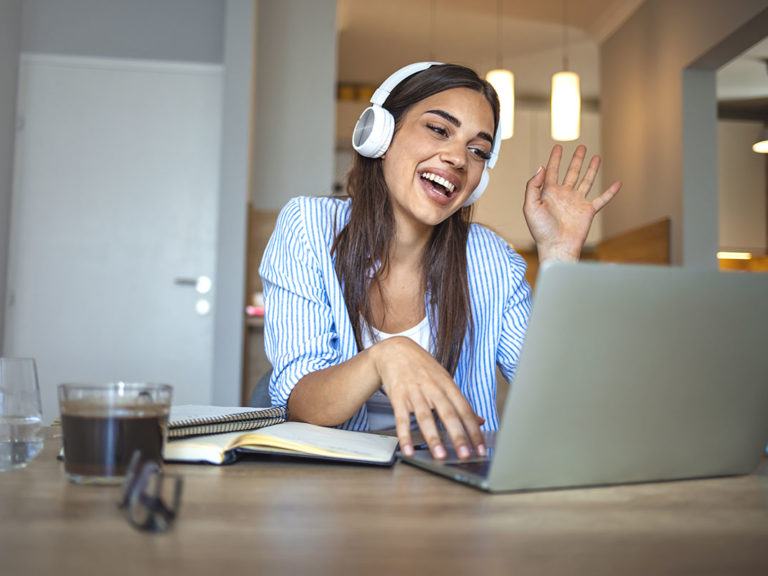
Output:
[{"xmin": 420, "ymin": 171, "xmax": 456, "ymax": 197}]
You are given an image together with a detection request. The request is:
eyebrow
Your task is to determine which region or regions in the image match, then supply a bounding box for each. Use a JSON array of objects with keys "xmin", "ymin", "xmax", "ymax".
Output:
[{"xmin": 425, "ymin": 109, "xmax": 494, "ymax": 145}]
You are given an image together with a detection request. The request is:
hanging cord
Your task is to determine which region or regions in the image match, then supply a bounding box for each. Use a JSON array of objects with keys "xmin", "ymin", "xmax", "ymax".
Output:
[
  {"xmin": 561, "ymin": 0, "xmax": 569, "ymax": 71},
  {"xmin": 429, "ymin": 0, "xmax": 436, "ymax": 61},
  {"xmin": 496, "ymin": 0, "xmax": 504, "ymax": 69}
]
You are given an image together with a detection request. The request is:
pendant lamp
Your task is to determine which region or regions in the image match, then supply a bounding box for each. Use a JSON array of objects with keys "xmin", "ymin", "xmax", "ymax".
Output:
[
  {"xmin": 485, "ymin": 0, "xmax": 514, "ymax": 139},
  {"xmin": 551, "ymin": 0, "xmax": 580, "ymax": 141}
]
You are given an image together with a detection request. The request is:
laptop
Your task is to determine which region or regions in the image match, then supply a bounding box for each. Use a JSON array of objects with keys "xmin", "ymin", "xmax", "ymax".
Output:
[{"xmin": 398, "ymin": 262, "xmax": 768, "ymax": 492}]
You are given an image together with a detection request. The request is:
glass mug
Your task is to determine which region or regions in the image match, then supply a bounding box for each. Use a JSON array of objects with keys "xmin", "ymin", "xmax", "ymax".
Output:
[
  {"xmin": 58, "ymin": 382, "xmax": 172, "ymax": 485},
  {"xmin": 0, "ymin": 358, "xmax": 44, "ymax": 471}
]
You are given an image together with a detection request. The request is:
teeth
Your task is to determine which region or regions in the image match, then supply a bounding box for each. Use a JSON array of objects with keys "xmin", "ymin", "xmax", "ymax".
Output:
[{"xmin": 421, "ymin": 172, "xmax": 455, "ymax": 194}]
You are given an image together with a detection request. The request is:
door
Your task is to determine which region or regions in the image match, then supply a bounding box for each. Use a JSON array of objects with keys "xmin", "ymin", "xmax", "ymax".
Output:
[{"xmin": 5, "ymin": 54, "xmax": 222, "ymax": 422}]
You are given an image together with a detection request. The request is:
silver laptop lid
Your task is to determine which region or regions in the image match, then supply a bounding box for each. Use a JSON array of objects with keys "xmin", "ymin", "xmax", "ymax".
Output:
[{"xmin": 487, "ymin": 262, "xmax": 768, "ymax": 492}]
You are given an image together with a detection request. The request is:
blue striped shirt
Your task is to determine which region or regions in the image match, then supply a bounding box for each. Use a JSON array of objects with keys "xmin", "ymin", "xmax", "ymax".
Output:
[{"xmin": 259, "ymin": 196, "xmax": 532, "ymax": 431}]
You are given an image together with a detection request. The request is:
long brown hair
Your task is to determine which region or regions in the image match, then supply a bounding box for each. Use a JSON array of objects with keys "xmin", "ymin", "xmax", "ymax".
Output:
[{"xmin": 332, "ymin": 64, "xmax": 500, "ymax": 375}]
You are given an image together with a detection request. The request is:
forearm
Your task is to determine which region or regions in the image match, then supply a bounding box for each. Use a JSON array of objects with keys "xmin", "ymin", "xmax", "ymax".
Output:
[{"xmin": 286, "ymin": 347, "xmax": 382, "ymax": 426}]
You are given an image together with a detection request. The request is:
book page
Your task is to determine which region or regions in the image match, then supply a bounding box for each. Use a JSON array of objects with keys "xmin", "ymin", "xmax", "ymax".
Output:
[
  {"xmin": 235, "ymin": 422, "xmax": 398, "ymax": 462},
  {"xmin": 163, "ymin": 432, "xmax": 237, "ymax": 464}
]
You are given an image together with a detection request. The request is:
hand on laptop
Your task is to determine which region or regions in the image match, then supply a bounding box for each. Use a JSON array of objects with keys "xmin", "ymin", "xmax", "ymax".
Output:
[
  {"xmin": 524, "ymin": 144, "xmax": 622, "ymax": 262},
  {"xmin": 372, "ymin": 336, "xmax": 487, "ymax": 461}
]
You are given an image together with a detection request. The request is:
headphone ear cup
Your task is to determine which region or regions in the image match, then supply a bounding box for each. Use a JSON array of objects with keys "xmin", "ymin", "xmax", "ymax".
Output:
[
  {"xmin": 352, "ymin": 105, "xmax": 395, "ymax": 158},
  {"xmin": 462, "ymin": 166, "xmax": 490, "ymax": 207}
]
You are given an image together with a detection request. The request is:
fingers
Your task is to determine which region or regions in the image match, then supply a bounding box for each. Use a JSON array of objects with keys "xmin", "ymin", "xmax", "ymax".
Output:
[
  {"xmin": 393, "ymin": 380, "xmax": 486, "ymax": 461},
  {"xmin": 447, "ymin": 392, "xmax": 487, "ymax": 457},
  {"xmin": 523, "ymin": 165, "xmax": 545, "ymax": 210},
  {"xmin": 563, "ymin": 145, "xmax": 587, "ymax": 188},
  {"xmin": 548, "ymin": 144, "xmax": 604, "ymax": 196},
  {"xmin": 428, "ymin": 390, "xmax": 487, "ymax": 460},
  {"xmin": 591, "ymin": 180, "xmax": 622, "ymax": 213},
  {"xmin": 575, "ymin": 155, "xmax": 600, "ymax": 196},
  {"xmin": 412, "ymin": 402, "xmax": 446, "ymax": 459},
  {"xmin": 393, "ymin": 404, "xmax": 416, "ymax": 457},
  {"xmin": 386, "ymin": 366, "xmax": 450, "ymax": 460},
  {"xmin": 544, "ymin": 144, "xmax": 563, "ymax": 185}
]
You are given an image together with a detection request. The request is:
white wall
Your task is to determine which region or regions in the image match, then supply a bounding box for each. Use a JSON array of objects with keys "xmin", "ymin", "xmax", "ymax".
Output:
[
  {"xmin": 251, "ymin": 0, "xmax": 337, "ymax": 209},
  {"xmin": 20, "ymin": 0, "xmax": 223, "ymax": 63},
  {"xmin": 0, "ymin": 0, "xmax": 22, "ymax": 353},
  {"xmin": 718, "ymin": 120, "xmax": 767, "ymax": 252},
  {"xmin": 600, "ymin": 0, "xmax": 768, "ymax": 265}
]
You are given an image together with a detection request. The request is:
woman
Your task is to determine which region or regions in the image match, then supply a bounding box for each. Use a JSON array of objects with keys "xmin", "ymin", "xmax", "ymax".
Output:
[{"xmin": 260, "ymin": 63, "xmax": 621, "ymax": 461}]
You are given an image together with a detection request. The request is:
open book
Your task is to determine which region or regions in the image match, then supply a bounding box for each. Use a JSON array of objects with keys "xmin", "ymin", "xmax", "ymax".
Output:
[
  {"xmin": 163, "ymin": 421, "xmax": 399, "ymax": 466},
  {"xmin": 168, "ymin": 405, "xmax": 285, "ymax": 439}
]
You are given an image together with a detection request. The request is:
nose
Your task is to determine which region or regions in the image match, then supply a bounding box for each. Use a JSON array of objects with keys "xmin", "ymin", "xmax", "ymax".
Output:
[{"xmin": 438, "ymin": 140, "xmax": 467, "ymax": 171}]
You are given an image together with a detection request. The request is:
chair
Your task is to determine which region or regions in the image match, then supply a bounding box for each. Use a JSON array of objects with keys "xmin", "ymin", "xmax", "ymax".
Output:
[{"xmin": 248, "ymin": 369, "xmax": 273, "ymax": 408}]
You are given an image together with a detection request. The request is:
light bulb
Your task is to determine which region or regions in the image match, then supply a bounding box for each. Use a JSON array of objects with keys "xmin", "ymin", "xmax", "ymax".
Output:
[
  {"xmin": 551, "ymin": 71, "xmax": 580, "ymax": 141},
  {"xmin": 486, "ymin": 69, "xmax": 515, "ymax": 140}
]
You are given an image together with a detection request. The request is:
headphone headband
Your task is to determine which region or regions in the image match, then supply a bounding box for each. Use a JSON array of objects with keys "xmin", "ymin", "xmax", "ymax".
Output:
[{"xmin": 369, "ymin": 62, "xmax": 442, "ymax": 106}]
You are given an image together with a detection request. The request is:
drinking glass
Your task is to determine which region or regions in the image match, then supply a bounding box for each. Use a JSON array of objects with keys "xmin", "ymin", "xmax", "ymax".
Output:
[
  {"xmin": 58, "ymin": 382, "xmax": 172, "ymax": 485},
  {"xmin": 0, "ymin": 358, "xmax": 44, "ymax": 471}
]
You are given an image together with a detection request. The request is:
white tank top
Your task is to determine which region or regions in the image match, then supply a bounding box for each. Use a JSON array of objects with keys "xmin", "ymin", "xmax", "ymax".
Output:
[
  {"xmin": 360, "ymin": 315, "xmax": 432, "ymax": 351},
  {"xmin": 360, "ymin": 315, "xmax": 432, "ymax": 431}
]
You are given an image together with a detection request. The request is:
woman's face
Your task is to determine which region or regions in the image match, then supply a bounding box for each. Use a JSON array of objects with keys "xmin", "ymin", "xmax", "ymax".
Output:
[{"xmin": 381, "ymin": 87, "xmax": 495, "ymax": 232}]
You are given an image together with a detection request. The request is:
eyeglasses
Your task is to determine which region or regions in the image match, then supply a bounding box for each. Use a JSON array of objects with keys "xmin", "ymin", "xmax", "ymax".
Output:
[{"xmin": 119, "ymin": 451, "xmax": 183, "ymax": 532}]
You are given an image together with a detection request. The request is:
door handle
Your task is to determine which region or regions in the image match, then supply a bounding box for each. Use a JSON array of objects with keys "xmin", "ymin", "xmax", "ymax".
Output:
[{"xmin": 174, "ymin": 276, "xmax": 212, "ymax": 294}]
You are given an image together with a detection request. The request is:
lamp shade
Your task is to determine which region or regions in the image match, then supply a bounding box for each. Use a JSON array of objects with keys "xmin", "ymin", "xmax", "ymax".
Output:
[
  {"xmin": 486, "ymin": 69, "xmax": 514, "ymax": 140},
  {"xmin": 551, "ymin": 71, "xmax": 580, "ymax": 141}
]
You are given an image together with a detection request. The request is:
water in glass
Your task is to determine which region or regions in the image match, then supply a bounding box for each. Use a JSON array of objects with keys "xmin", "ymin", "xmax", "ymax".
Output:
[{"xmin": 0, "ymin": 358, "xmax": 44, "ymax": 471}]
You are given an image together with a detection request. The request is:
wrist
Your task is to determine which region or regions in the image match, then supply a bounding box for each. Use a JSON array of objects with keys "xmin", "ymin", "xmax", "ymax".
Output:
[
  {"xmin": 354, "ymin": 342, "xmax": 386, "ymax": 395},
  {"xmin": 365, "ymin": 337, "xmax": 411, "ymax": 395},
  {"xmin": 537, "ymin": 244, "xmax": 581, "ymax": 263}
]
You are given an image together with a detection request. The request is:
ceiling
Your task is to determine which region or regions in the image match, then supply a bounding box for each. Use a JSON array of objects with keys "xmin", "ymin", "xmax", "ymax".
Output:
[
  {"xmin": 336, "ymin": 0, "xmax": 768, "ymax": 119},
  {"xmin": 718, "ymin": 37, "xmax": 768, "ymax": 122},
  {"xmin": 337, "ymin": 0, "xmax": 643, "ymax": 96}
]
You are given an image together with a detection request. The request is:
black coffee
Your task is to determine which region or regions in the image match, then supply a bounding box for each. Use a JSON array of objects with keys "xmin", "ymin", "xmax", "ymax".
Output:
[{"xmin": 61, "ymin": 412, "xmax": 166, "ymax": 477}]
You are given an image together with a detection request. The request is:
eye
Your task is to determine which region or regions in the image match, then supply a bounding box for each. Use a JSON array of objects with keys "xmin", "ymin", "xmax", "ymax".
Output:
[
  {"xmin": 469, "ymin": 146, "xmax": 491, "ymax": 161},
  {"xmin": 426, "ymin": 123, "xmax": 448, "ymax": 137}
]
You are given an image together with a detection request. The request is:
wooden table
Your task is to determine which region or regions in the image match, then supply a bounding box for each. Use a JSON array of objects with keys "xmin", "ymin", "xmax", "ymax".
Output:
[{"xmin": 2, "ymin": 429, "xmax": 768, "ymax": 575}]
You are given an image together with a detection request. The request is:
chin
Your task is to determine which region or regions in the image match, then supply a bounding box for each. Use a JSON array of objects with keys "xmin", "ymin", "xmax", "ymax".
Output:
[{"xmin": 415, "ymin": 202, "xmax": 462, "ymax": 227}]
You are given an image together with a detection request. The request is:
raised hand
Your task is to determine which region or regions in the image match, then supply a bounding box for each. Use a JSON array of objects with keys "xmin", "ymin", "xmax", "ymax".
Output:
[{"xmin": 523, "ymin": 144, "xmax": 621, "ymax": 262}]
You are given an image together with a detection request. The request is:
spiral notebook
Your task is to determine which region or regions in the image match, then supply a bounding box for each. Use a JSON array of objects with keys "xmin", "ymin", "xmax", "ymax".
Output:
[{"xmin": 168, "ymin": 405, "xmax": 285, "ymax": 439}]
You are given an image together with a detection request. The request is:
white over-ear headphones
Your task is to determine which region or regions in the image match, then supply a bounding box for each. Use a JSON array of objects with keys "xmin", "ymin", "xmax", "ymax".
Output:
[{"xmin": 351, "ymin": 62, "xmax": 502, "ymax": 207}]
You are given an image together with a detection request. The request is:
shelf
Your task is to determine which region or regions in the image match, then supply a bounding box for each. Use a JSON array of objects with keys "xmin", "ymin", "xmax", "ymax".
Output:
[{"xmin": 245, "ymin": 315, "xmax": 265, "ymax": 329}]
